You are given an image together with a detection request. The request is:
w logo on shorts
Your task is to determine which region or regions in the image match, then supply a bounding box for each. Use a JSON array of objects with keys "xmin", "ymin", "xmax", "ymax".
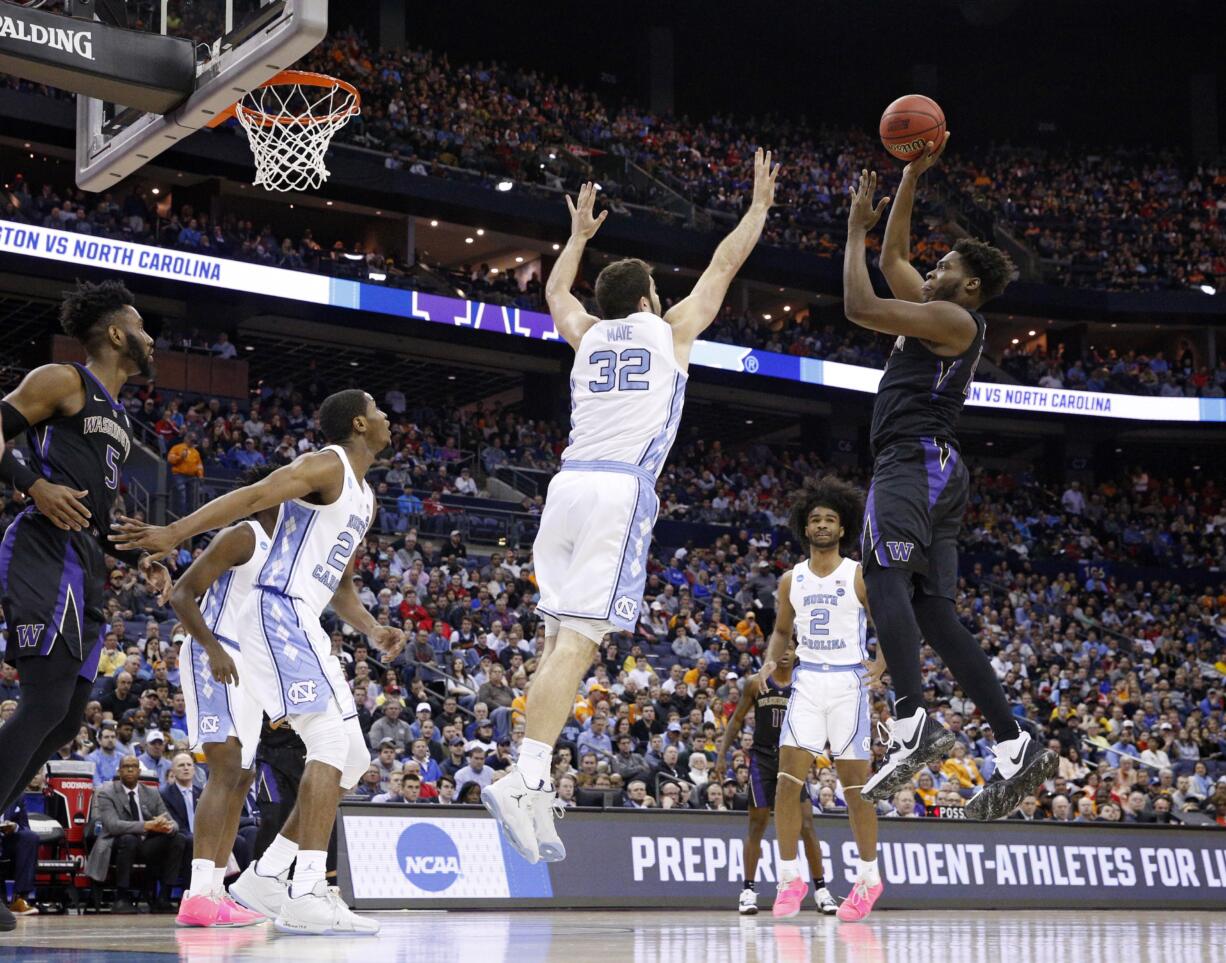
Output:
[
  {"xmin": 15, "ymin": 624, "xmax": 45, "ymax": 650},
  {"xmin": 885, "ymin": 541, "xmax": 915, "ymax": 563},
  {"xmin": 287, "ymin": 680, "xmax": 319, "ymax": 705}
]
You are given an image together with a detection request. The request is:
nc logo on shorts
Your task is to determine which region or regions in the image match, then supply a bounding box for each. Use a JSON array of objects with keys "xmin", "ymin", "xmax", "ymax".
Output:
[
  {"xmin": 614, "ymin": 596, "xmax": 638, "ymax": 620},
  {"xmin": 199, "ymin": 715, "xmax": 220, "ymax": 735},
  {"xmin": 287, "ymin": 680, "xmax": 319, "ymax": 705},
  {"xmin": 862, "ymin": 736, "xmax": 871, "ymax": 752},
  {"xmin": 397, "ymin": 823, "xmax": 461, "ymax": 892}
]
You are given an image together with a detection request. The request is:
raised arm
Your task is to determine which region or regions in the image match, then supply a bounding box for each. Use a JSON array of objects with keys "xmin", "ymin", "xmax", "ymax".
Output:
[
  {"xmin": 169, "ymin": 523, "xmax": 257, "ymax": 686},
  {"xmin": 111, "ymin": 448, "xmax": 340, "ymax": 556},
  {"xmin": 664, "ymin": 148, "xmax": 779, "ymax": 368},
  {"xmin": 879, "ymin": 136, "xmax": 951, "ymax": 303},
  {"xmin": 843, "ymin": 169, "xmax": 976, "ymax": 352},
  {"xmin": 545, "ymin": 182, "xmax": 607, "ymax": 350}
]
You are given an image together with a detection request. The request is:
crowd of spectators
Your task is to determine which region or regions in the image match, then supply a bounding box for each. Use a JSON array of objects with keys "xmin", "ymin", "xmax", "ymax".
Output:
[
  {"xmin": 1, "ymin": 375, "xmax": 1224, "ymax": 910},
  {"xmin": 5, "ymin": 20, "xmax": 1226, "ymax": 293},
  {"xmin": 945, "ymin": 146, "xmax": 1226, "ymax": 292},
  {"xmin": 3, "ymin": 164, "xmax": 1218, "ymax": 398},
  {"xmin": 997, "ymin": 342, "xmax": 1226, "ymax": 399}
]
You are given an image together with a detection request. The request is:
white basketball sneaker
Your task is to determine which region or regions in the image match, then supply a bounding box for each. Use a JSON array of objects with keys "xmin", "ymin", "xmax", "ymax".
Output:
[
  {"xmin": 274, "ymin": 882, "xmax": 379, "ymax": 936},
  {"xmin": 738, "ymin": 886, "xmax": 759, "ymax": 915},
  {"xmin": 814, "ymin": 886, "xmax": 839, "ymax": 915},
  {"xmin": 533, "ymin": 786, "xmax": 566, "ymax": 862},
  {"xmin": 228, "ymin": 863, "xmax": 290, "ymax": 920},
  {"xmin": 481, "ymin": 771, "xmax": 542, "ymax": 864}
]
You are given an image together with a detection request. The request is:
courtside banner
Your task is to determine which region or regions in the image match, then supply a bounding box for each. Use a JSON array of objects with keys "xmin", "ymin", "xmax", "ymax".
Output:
[
  {"xmin": 337, "ymin": 804, "xmax": 1226, "ymax": 911},
  {"xmin": 1, "ymin": 222, "xmax": 1222, "ymax": 423}
]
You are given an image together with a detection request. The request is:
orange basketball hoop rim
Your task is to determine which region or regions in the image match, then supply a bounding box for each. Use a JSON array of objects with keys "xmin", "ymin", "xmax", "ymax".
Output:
[{"xmin": 205, "ymin": 70, "xmax": 360, "ymax": 129}]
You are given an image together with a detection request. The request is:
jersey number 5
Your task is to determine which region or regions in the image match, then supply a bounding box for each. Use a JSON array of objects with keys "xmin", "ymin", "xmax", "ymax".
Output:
[
  {"xmin": 104, "ymin": 444, "xmax": 120, "ymax": 490},
  {"xmin": 588, "ymin": 348, "xmax": 651, "ymax": 393}
]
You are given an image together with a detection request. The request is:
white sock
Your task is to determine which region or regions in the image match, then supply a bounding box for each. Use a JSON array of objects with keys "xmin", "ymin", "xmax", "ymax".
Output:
[
  {"xmin": 517, "ymin": 737, "xmax": 553, "ymax": 790},
  {"xmin": 256, "ymin": 833, "xmax": 299, "ymax": 878},
  {"xmin": 290, "ymin": 849, "xmax": 326, "ymax": 899},
  {"xmin": 778, "ymin": 857, "xmax": 803, "ymax": 883},
  {"xmin": 857, "ymin": 858, "xmax": 880, "ymax": 885},
  {"xmin": 188, "ymin": 858, "xmax": 215, "ymax": 897},
  {"xmin": 212, "ymin": 867, "xmax": 226, "ymax": 896}
]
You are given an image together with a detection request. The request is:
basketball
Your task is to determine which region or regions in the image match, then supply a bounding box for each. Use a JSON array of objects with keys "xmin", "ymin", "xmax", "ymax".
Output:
[{"xmin": 879, "ymin": 94, "xmax": 946, "ymax": 162}]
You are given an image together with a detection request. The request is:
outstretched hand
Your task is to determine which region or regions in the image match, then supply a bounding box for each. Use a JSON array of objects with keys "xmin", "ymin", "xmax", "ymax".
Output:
[
  {"xmin": 110, "ymin": 516, "xmax": 177, "ymax": 557},
  {"xmin": 751, "ymin": 148, "xmax": 780, "ymax": 209},
  {"xmin": 566, "ymin": 182, "xmax": 608, "ymax": 240},
  {"xmin": 904, "ymin": 132, "xmax": 951, "ymax": 178},
  {"xmin": 139, "ymin": 556, "xmax": 173, "ymax": 606},
  {"xmin": 848, "ymin": 169, "xmax": 890, "ymax": 232}
]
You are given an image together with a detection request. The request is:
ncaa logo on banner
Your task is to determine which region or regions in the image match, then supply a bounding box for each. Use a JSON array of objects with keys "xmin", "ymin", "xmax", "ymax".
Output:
[
  {"xmin": 397, "ymin": 823, "xmax": 462, "ymax": 892},
  {"xmin": 287, "ymin": 680, "xmax": 318, "ymax": 705}
]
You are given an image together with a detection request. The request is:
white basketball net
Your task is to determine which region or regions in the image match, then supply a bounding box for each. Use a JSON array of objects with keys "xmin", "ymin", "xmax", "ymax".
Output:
[{"xmin": 234, "ymin": 77, "xmax": 359, "ymax": 193}]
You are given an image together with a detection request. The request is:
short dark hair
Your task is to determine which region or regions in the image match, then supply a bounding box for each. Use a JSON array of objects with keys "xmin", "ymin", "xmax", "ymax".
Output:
[
  {"xmin": 318, "ymin": 389, "xmax": 369, "ymax": 443},
  {"xmin": 594, "ymin": 258, "xmax": 653, "ymax": 319},
  {"xmin": 788, "ymin": 476, "xmax": 865, "ymax": 553},
  {"xmin": 953, "ymin": 238, "xmax": 1014, "ymax": 303},
  {"xmin": 59, "ymin": 279, "xmax": 135, "ymax": 346}
]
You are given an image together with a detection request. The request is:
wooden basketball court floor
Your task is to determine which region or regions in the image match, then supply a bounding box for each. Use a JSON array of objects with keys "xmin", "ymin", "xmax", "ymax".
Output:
[{"xmin": 2, "ymin": 910, "xmax": 1223, "ymax": 962}]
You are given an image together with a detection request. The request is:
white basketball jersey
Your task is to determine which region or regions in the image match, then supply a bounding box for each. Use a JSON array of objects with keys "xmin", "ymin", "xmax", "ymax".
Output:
[
  {"xmin": 561, "ymin": 312, "xmax": 687, "ymax": 477},
  {"xmin": 790, "ymin": 557, "xmax": 867, "ymax": 666},
  {"xmin": 200, "ymin": 517, "xmax": 276, "ymax": 650},
  {"xmin": 256, "ymin": 445, "xmax": 374, "ymax": 615}
]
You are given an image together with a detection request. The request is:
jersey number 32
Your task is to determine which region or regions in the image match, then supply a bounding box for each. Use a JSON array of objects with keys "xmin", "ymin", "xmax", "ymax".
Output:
[{"xmin": 588, "ymin": 349, "xmax": 651, "ymax": 392}]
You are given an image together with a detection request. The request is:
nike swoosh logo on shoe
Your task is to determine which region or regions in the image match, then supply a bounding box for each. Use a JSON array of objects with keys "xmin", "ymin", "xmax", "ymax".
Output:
[
  {"xmin": 1008, "ymin": 748, "xmax": 1025, "ymax": 767},
  {"xmin": 901, "ymin": 724, "xmax": 923, "ymax": 752}
]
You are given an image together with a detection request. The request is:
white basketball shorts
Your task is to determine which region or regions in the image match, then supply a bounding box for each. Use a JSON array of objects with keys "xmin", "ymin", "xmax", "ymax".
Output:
[
  {"xmin": 240, "ymin": 587, "xmax": 357, "ymax": 725},
  {"xmin": 780, "ymin": 663, "xmax": 873, "ymax": 761},
  {"xmin": 534, "ymin": 462, "xmax": 659, "ymax": 642},
  {"xmin": 180, "ymin": 637, "xmax": 262, "ymax": 769}
]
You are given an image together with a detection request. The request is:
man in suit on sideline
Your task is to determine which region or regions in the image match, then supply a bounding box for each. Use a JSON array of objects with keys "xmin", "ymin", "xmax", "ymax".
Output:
[
  {"xmin": 160, "ymin": 752, "xmax": 200, "ymax": 884},
  {"xmin": 86, "ymin": 755, "xmax": 186, "ymax": 913}
]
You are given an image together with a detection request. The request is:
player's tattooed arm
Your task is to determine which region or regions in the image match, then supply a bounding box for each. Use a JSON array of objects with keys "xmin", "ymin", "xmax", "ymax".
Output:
[
  {"xmin": 880, "ymin": 137, "xmax": 951, "ymax": 303},
  {"xmin": 168, "ymin": 523, "xmax": 256, "ymax": 685},
  {"xmin": 546, "ymin": 181, "xmax": 605, "ymax": 350},
  {"xmin": 844, "ymin": 169, "xmax": 976, "ymax": 353}
]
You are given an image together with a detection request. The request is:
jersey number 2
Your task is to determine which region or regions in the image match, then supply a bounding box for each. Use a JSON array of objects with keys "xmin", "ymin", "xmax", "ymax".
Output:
[
  {"xmin": 809, "ymin": 610, "xmax": 830, "ymax": 636},
  {"xmin": 326, "ymin": 531, "xmax": 355, "ymax": 572},
  {"xmin": 588, "ymin": 348, "xmax": 651, "ymax": 392}
]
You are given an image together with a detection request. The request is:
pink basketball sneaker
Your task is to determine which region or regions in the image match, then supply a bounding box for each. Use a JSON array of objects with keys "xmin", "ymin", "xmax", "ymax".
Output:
[
  {"xmin": 772, "ymin": 878, "xmax": 809, "ymax": 919},
  {"xmin": 217, "ymin": 896, "xmax": 266, "ymax": 927},
  {"xmin": 176, "ymin": 892, "xmax": 266, "ymax": 928},
  {"xmin": 176, "ymin": 893, "xmax": 222, "ymax": 927},
  {"xmin": 836, "ymin": 878, "xmax": 884, "ymax": 922}
]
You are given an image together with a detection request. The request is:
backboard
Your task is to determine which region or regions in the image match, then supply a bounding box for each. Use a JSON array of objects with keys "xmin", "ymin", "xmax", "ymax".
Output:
[{"xmin": 74, "ymin": 0, "xmax": 327, "ymax": 192}]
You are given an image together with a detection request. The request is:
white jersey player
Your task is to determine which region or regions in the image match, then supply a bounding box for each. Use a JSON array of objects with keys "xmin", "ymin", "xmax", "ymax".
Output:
[
  {"xmin": 170, "ymin": 469, "xmax": 280, "ymax": 927},
  {"xmin": 113, "ymin": 390, "xmax": 405, "ymax": 936},
  {"xmin": 765, "ymin": 478, "xmax": 886, "ymax": 922},
  {"xmin": 482, "ymin": 153, "xmax": 780, "ymax": 866}
]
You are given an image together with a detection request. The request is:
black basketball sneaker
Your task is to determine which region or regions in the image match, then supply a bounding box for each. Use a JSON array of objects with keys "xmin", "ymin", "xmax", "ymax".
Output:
[
  {"xmin": 861, "ymin": 709, "xmax": 956, "ymax": 803},
  {"xmin": 964, "ymin": 730, "xmax": 1059, "ymax": 820}
]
